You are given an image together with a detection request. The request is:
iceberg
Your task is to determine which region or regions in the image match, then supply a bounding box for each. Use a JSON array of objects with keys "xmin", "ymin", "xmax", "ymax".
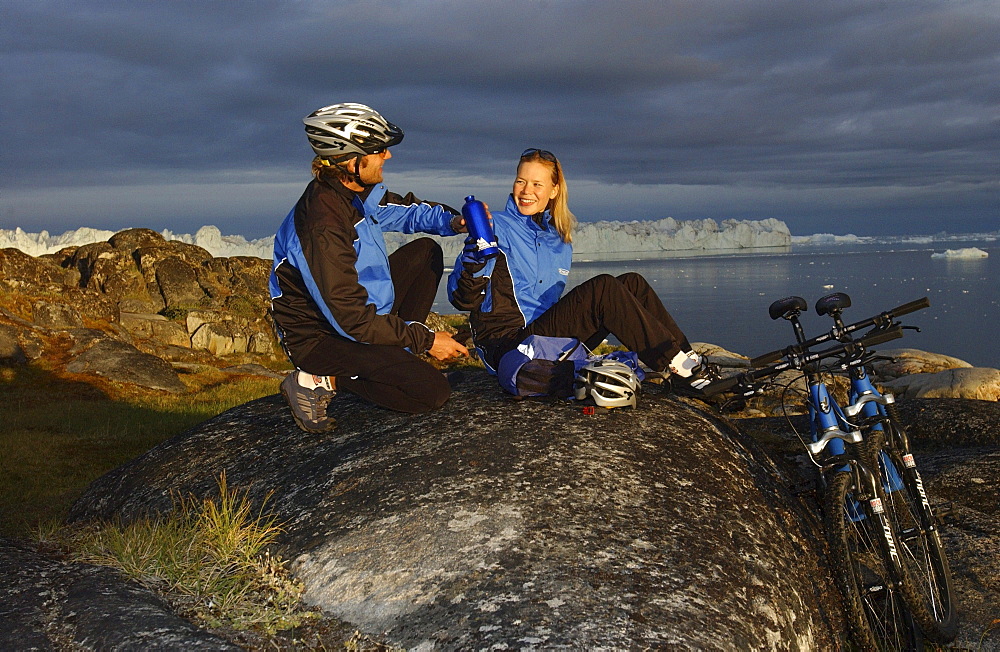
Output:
[
  {"xmin": 792, "ymin": 233, "xmax": 866, "ymax": 245},
  {"xmin": 794, "ymin": 231, "xmax": 998, "ymax": 248},
  {"xmin": 0, "ymin": 226, "xmax": 120, "ymax": 256},
  {"xmin": 930, "ymin": 247, "xmax": 989, "ymax": 259},
  {"xmin": 0, "ymin": 225, "xmax": 274, "ymax": 259},
  {"xmin": 2, "ymin": 218, "xmax": 792, "ymax": 260},
  {"xmin": 159, "ymin": 226, "xmax": 274, "ymax": 259},
  {"xmin": 5, "ymin": 220, "xmax": 996, "ymax": 262},
  {"xmin": 389, "ymin": 216, "xmax": 793, "ymax": 261}
]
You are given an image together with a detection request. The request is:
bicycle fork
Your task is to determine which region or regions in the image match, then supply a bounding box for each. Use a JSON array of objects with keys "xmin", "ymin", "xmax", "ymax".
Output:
[
  {"xmin": 829, "ymin": 457, "xmax": 907, "ymax": 576},
  {"xmin": 850, "ymin": 378, "xmax": 942, "ymax": 545},
  {"xmin": 807, "ymin": 380, "xmax": 862, "ymax": 458}
]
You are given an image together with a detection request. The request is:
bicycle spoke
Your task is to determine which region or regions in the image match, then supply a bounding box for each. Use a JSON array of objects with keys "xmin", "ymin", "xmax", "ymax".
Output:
[
  {"xmin": 827, "ymin": 471, "xmax": 921, "ymax": 650},
  {"xmin": 870, "ymin": 431, "xmax": 957, "ymax": 642}
]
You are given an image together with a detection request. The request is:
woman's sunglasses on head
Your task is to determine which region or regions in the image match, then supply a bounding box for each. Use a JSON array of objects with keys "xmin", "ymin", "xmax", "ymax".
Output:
[{"xmin": 521, "ymin": 148, "xmax": 557, "ymax": 162}]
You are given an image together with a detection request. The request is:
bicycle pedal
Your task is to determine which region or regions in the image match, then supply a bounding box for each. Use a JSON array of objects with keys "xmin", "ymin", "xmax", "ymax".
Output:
[{"xmin": 935, "ymin": 500, "xmax": 957, "ymax": 523}]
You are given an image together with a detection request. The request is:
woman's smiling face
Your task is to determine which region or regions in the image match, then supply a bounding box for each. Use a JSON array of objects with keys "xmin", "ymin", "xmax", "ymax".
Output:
[{"xmin": 512, "ymin": 160, "xmax": 558, "ymax": 216}]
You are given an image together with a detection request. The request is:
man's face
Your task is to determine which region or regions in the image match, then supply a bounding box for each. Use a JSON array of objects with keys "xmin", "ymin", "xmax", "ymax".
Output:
[{"xmin": 357, "ymin": 149, "xmax": 391, "ymax": 185}]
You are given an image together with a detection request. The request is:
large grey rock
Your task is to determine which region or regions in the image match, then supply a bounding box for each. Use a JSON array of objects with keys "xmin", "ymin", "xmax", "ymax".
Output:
[
  {"xmin": 873, "ymin": 347, "xmax": 972, "ymax": 380},
  {"xmin": 892, "ymin": 397, "xmax": 1000, "ymax": 449},
  {"xmin": 733, "ymin": 398, "xmax": 1000, "ymax": 650},
  {"xmin": 882, "ymin": 367, "xmax": 1000, "ymax": 400},
  {"xmin": 119, "ymin": 312, "xmax": 191, "ymax": 348},
  {"xmin": 0, "ymin": 538, "xmax": 240, "ymax": 651},
  {"xmin": 154, "ymin": 256, "xmax": 207, "ymax": 307},
  {"xmin": 66, "ymin": 334, "xmax": 186, "ymax": 393},
  {"xmin": 69, "ymin": 372, "xmax": 846, "ymax": 650},
  {"xmin": 0, "ymin": 323, "xmax": 28, "ymax": 364},
  {"xmin": 32, "ymin": 301, "xmax": 84, "ymax": 329}
]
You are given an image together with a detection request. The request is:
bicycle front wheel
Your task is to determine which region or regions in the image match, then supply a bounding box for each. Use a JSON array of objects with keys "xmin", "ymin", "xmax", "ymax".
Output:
[
  {"xmin": 864, "ymin": 426, "xmax": 958, "ymax": 643},
  {"xmin": 825, "ymin": 469, "xmax": 922, "ymax": 650}
]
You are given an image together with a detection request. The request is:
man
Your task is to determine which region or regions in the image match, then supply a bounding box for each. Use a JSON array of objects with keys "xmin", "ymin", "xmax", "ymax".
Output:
[{"xmin": 270, "ymin": 103, "xmax": 468, "ymax": 432}]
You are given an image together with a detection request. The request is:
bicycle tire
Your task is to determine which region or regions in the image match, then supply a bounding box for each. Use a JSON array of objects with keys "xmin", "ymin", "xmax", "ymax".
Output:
[
  {"xmin": 825, "ymin": 469, "xmax": 922, "ymax": 650},
  {"xmin": 862, "ymin": 425, "xmax": 958, "ymax": 643}
]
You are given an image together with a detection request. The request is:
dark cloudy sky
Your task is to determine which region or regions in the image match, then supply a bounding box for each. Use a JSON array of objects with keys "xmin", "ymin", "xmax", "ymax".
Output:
[{"xmin": 2, "ymin": 0, "xmax": 998, "ymax": 238}]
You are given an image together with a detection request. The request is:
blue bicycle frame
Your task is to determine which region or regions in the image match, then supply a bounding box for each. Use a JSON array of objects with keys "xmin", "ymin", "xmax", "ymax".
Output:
[
  {"xmin": 845, "ymin": 363, "xmax": 906, "ymax": 493},
  {"xmin": 805, "ymin": 377, "xmax": 861, "ymax": 460}
]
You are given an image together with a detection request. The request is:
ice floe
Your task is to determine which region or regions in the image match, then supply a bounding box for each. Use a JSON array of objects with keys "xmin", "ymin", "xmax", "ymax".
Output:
[{"xmin": 930, "ymin": 247, "xmax": 989, "ymax": 259}]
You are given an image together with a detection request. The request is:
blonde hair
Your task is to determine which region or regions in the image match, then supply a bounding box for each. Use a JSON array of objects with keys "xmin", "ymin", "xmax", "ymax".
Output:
[
  {"xmin": 518, "ymin": 151, "xmax": 576, "ymax": 243},
  {"xmin": 312, "ymin": 155, "xmax": 354, "ymax": 184}
]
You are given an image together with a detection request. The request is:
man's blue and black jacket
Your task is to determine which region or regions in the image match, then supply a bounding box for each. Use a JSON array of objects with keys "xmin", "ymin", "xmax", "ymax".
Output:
[{"xmin": 270, "ymin": 177, "xmax": 458, "ymax": 360}]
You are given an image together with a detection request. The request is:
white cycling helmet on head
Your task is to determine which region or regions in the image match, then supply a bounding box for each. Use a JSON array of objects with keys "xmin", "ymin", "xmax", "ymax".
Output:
[
  {"xmin": 574, "ymin": 360, "xmax": 641, "ymax": 409},
  {"xmin": 303, "ymin": 102, "xmax": 404, "ymax": 162}
]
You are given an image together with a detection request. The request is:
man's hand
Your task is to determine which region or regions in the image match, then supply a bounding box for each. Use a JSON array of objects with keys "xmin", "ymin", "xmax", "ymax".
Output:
[{"xmin": 428, "ymin": 331, "xmax": 469, "ymax": 361}]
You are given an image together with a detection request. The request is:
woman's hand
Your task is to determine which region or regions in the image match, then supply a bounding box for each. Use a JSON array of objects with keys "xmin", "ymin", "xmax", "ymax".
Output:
[
  {"xmin": 428, "ymin": 331, "xmax": 469, "ymax": 360},
  {"xmin": 450, "ymin": 201, "xmax": 491, "ymax": 233},
  {"xmin": 460, "ymin": 236, "xmax": 489, "ymax": 270}
]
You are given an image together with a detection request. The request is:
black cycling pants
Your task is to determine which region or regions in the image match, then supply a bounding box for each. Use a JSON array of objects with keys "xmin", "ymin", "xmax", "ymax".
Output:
[
  {"xmin": 295, "ymin": 238, "xmax": 450, "ymax": 413},
  {"xmin": 523, "ymin": 272, "xmax": 692, "ymax": 372}
]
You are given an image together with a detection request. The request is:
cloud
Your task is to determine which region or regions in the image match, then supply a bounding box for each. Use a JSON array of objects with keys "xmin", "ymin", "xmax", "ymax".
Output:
[{"xmin": 2, "ymin": 0, "xmax": 998, "ymax": 236}]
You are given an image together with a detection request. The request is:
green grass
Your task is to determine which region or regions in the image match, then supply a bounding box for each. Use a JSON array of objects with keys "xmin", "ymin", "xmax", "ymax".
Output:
[
  {"xmin": 0, "ymin": 363, "xmax": 281, "ymax": 539},
  {"xmin": 0, "ymin": 356, "xmax": 421, "ymax": 647},
  {"xmin": 43, "ymin": 471, "xmax": 317, "ymax": 634}
]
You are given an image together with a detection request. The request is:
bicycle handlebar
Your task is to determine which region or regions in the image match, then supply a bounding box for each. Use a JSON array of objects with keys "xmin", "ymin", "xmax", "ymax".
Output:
[
  {"xmin": 890, "ymin": 296, "xmax": 931, "ymax": 317},
  {"xmin": 750, "ymin": 296, "xmax": 929, "ymax": 367},
  {"xmin": 708, "ymin": 324, "xmax": 905, "ymax": 396}
]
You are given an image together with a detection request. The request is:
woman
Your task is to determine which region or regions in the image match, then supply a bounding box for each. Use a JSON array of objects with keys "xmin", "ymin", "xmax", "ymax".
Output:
[{"xmin": 448, "ymin": 148, "xmax": 718, "ymax": 394}]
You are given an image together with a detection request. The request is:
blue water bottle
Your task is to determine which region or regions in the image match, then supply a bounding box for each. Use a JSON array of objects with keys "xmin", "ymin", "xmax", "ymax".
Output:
[{"xmin": 462, "ymin": 195, "xmax": 500, "ymax": 259}]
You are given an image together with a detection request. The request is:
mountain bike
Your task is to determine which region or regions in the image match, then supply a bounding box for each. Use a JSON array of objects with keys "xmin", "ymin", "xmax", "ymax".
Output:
[
  {"xmin": 809, "ymin": 292, "xmax": 957, "ymax": 645},
  {"xmin": 707, "ymin": 295, "xmax": 957, "ymax": 649}
]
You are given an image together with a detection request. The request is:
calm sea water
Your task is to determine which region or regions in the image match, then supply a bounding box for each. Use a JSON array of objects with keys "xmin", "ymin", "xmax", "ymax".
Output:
[{"xmin": 435, "ymin": 238, "xmax": 999, "ymax": 369}]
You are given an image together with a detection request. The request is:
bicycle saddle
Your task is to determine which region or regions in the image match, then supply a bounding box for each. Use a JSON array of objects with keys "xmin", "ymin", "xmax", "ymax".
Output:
[
  {"xmin": 815, "ymin": 292, "xmax": 852, "ymax": 317},
  {"xmin": 769, "ymin": 296, "xmax": 808, "ymax": 320}
]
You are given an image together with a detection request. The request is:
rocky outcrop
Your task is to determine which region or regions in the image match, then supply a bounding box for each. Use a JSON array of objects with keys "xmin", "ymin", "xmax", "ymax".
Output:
[
  {"xmin": 5, "ymin": 228, "xmax": 276, "ymax": 355},
  {"xmin": 0, "ymin": 323, "xmax": 30, "ymax": 364},
  {"xmin": 734, "ymin": 397, "xmax": 1000, "ymax": 651},
  {"xmin": 64, "ymin": 329, "xmax": 187, "ymax": 393},
  {"xmin": 0, "ymin": 374, "xmax": 992, "ymax": 648},
  {"xmin": 0, "ymin": 538, "xmax": 240, "ymax": 650},
  {"xmin": 862, "ymin": 347, "xmax": 1000, "ymax": 400},
  {"xmin": 871, "ymin": 347, "xmax": 973, "ymax": 379},
  {"xmin": 1, "ymin": 228, "xmax": 283, "ymax": 385},
  {"xmin": 882, "ymin": 367, "xmax": 1000, "ymax": 401},
  {"xmin": 67, "ymin": 373, "xmax": 849, "ymax": 649}
]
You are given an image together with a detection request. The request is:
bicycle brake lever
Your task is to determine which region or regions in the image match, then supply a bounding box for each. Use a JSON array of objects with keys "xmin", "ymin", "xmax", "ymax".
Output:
[{"xmin": 902, "ymin": 325, "xmax": 921, "ymax": 332}]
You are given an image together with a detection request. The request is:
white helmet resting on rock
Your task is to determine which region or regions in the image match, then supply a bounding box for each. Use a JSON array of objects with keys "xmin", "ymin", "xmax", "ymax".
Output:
[
  {"xmin": 574, "ymin": 360, "xmax": 641, "ymax": 409},
  {"xmin": 303, "ymin": 103, "xmax": 404, "ymax": 162}
]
